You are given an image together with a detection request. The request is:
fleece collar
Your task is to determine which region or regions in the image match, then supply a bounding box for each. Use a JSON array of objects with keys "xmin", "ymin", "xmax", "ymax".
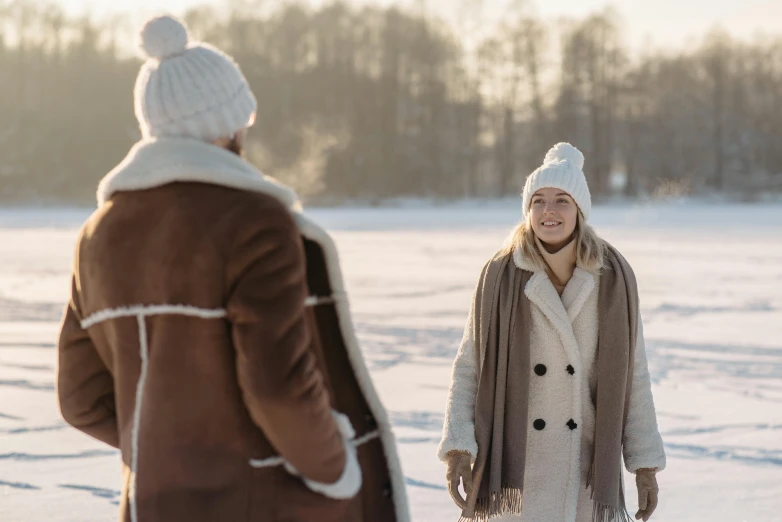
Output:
[
  {"xmin": 511, "ymin": 235, "xmax": 597, "ymax": 329},
  {"xmin": 97, "ymin": 137, "xmax": 301, "ymax": 211}
]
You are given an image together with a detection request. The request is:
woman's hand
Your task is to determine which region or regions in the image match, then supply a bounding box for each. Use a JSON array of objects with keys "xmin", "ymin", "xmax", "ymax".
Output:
[
  {"xmin": 634, "ymin": 468, "xmax": 659, "ymax": 521},
  {"xmin": 446, "ymin": 451, "xmax": 473, "ymax": 509}
]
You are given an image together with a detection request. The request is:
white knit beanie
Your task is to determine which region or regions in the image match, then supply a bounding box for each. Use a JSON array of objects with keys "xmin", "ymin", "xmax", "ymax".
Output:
[
  {"xmin": 133, "ymin": 15, "xmax": 258, "ymax": 142},
  {"xmin": 521, "ymin": 142, "xmax": 592, "ymax": 220}
]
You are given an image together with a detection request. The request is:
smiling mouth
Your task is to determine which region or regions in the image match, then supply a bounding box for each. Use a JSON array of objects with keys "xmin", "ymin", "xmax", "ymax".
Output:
[{"xmin": 542, "ymin": 221, "xmax": 562, "ymax": 227}]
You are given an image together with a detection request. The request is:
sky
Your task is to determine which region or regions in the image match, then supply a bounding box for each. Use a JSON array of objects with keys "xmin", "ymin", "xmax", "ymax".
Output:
[{"xmin": 58, "ymin": 0, "xmax": 782, "ymax": 53}]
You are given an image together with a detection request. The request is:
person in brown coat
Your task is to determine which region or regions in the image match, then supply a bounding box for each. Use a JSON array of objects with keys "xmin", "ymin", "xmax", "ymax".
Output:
[{"xmin": 56, "ymin": 15, "xmax": 409, "ymax": 522}]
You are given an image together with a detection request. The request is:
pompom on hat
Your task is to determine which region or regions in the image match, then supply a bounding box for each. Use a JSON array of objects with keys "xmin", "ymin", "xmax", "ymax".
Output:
[
  {"xmin": 133, "ymin": 15, "xmax": 257, "ymax": 142},
  {"xmin": 138, "ymin": 15, "xmax": 189, "ymax": 59},
  {"xmin": 521, "ymin": 142, "xmax": 592, "ymax": 220}
]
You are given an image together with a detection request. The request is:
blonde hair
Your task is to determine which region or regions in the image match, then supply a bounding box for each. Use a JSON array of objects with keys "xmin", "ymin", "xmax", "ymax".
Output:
[{"xmin": 500, "ymin": 210, "xmax": 605, "ymax": 274}]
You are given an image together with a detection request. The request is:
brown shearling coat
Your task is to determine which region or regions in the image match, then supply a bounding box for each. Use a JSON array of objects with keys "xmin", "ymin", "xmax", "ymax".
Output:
[{"xmin": 57, "ymin": 137, "xmax": 409, "ymax": 522}]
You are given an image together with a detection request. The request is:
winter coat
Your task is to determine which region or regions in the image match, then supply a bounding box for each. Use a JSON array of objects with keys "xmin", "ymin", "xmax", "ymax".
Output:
[
  {"xmin": 57, "ymin": 137, "xmax": 410, "ymax": 522},
  {"xmin": 438, "ymin": 245, "xmax": 666, "ymax": 522}
]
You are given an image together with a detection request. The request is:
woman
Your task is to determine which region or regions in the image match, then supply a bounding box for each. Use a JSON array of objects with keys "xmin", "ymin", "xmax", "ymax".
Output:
[{"xmin": 437, "ymin": 143, "xmax": 666, "ymax": 522}]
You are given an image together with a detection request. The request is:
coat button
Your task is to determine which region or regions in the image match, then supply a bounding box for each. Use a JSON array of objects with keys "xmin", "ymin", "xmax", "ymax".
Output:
[
  {"xmin": 534, "ymin": 364, "xmax": 547, "ymax": 376},
  {"xmin": 566, "ymin": 365, "xmax": 575, "ymax": 375},
  {"xmin": 567, "ymin": 419, "xmax": 578, "ymax": 430},
  {"xmin": 383, "ymin": 482, "xmax": 392, "ymax": 497},
  {"xmin": 365, "ymin": 413, "xmax": 377, "ymax": 429},
  {"xmin": 533, "ymin": 419, "xmax": 546, "ymax": 430}
]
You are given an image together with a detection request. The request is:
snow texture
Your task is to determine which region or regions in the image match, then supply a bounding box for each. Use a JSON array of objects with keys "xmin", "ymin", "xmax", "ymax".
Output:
[{"xmin": 0, "ymin": 200, "xmax": 780, "ymax": 522}]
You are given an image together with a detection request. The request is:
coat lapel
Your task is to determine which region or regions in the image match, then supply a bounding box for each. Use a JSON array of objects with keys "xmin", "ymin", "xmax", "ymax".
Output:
[
  {"xmin": 517, "ymin": 255, "xmax": 596, "ymax": 372},
  {"xmin": 523, "ymin": 272, "xmax": 583, "ymax": 371},
  {"xmin": 524, "ymin": 272, "xmax": 570, "ymax": 336},
  {"xmin": 561, "ymin": 267, "xmax": 597, "ymax": 323}
]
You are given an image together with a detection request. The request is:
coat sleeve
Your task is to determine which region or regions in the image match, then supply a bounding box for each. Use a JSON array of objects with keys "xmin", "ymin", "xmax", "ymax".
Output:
[
  {"xmin": 57, "ymin": 277, "xmax": 120, "ymax": 449},
  {"xmin": 437, "ymin": 302, "xmax": 480, "ymax": 462},
  {"xmin": 225, "ymin": 199, "xmax": 359, "ymax": 496},
  {"xmin": 622, "ymin": 308, "xmax": 667, "ymax": 473}
]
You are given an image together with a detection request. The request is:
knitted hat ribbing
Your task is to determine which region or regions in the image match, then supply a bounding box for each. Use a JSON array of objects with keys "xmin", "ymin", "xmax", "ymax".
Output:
[
  {"xmin": 521, "ymin": 143, "xmax": 592, "ymax": 220},
  {"xmin": 133, "ymin": 15, "xmax": 258, "ymax": 142}
]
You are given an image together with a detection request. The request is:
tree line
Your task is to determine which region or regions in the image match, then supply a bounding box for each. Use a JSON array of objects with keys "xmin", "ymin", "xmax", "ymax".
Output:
[{"xmin": 1, "ymin": 0, "xmax": 781, "ymax": 204}]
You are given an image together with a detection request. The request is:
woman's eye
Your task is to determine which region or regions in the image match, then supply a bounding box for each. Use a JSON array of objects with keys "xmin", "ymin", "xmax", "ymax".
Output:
[
  {"xmin": 558, "ymin": 198, "xmax": 569, "ymax": 204},
  {"xmin": 533, "ymin": 199, "xmax": 544, "ymax": 204}
]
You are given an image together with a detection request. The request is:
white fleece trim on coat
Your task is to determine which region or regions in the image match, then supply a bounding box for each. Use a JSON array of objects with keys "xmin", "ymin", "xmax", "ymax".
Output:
[
  {"xmin": 250, "ymin": 411, "xmax": 380, "ymax": 499},
  {"xmin": 251, "ymin": 432, "xmax": 382, "ymax": 500},
  {"xmin": 297, "ymin": 437, "xmax": 363, "ymax": 499},
  {"xmin": 81, "ymin": 304, "xmax": 227, "ymax": 329},
  {"xmin": 561, "ymin": 268, "xmax": 596, "ymax": 323},
  {"xmin": 97, "ymin": 137, "xmax": 300, "ymax": 209},
  {"xmin": 279, "ymin": 411, "xmax": 364, "ymax": 500},
  {"xmin": 95, "ymin": 138, "xmax": 411, "ymax": 522},
  {"xmin": 305, "ymin": 296, "xmax": 336, "ymax": 307},
  {"xmin": 129, "ymin": 315, "xmax": 150, "ymax": 522},
  {"xmin": 512, "ymin": 246, "xmax": 538, "ymax": 273},
  {"xmin": 295, "ymin": 213, "xmax": 410, "ymax": 519},
  {"xmin": 249, "ymin": 430, "xmax": 381, "ymax": 469},
  {"xmin": 79, "ymin": 304, "xmax": 228, "ymax": 522}
]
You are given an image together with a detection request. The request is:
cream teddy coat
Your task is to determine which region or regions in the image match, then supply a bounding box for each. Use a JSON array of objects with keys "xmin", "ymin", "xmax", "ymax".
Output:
[{"xmin": 438, "ymin": 246, "xmax": 666, "ymax": 522}]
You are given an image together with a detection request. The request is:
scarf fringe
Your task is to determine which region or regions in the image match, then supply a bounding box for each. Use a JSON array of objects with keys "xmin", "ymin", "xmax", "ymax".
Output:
[
  {"xmin": 586, "ymin": 459, "xmax": 635, "ymax": 522},
  {"xmin": 458, "ymin": 486, "xmax": 523, "ymax": 522},
  {"xmin": 592, "ymin": 501, "xmax": 633, "ymax": 522}
]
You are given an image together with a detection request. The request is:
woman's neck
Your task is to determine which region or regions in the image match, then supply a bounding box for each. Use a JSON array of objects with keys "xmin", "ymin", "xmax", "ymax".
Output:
[
  {"xmin": 536, "ymin": 236, "xmax": 577, "ymax": 294},
  {"xmin": 538, "ymin": 233, "xmax": 574, "ymax": 254}
]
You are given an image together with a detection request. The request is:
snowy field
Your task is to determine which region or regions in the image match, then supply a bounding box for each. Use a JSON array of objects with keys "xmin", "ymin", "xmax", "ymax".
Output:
[{"xmin": 1, "ymin": 201, "xmax": 781, "ymax": 522}]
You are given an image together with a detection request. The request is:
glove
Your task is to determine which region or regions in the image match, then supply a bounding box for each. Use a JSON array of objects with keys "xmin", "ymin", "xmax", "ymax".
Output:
[
  {"xmin": 445, "ymin": 451, "xmax": 473, "ymax": 510},
  {"xmin": 634, "ymin": 469, "xmax": 659, "ymax": 521}
]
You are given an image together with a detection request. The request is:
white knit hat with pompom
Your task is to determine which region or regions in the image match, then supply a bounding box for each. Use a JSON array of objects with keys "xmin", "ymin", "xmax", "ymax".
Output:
[
  {"xmin": 521, "ymin": 142, "xmax": 592, "ymax": 220},
  {"xmin": 133, "ymin": 15, "xmax": 257, "ymax": 141}
]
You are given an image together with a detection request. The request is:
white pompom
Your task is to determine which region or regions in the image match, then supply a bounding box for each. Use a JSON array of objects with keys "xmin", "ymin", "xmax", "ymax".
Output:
[
  {"xmin": 138, "ymin": 15, "xmax": 189, "ymax": 60},
  {"xmin": 544, "ymin": 142, "xmax": 584, "ymax": 170}
]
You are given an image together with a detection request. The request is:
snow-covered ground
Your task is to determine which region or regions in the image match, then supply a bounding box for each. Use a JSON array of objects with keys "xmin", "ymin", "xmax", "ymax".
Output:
[{"xmin": 1, "ymin": 201, "xmax": 781, "ymax": 522}]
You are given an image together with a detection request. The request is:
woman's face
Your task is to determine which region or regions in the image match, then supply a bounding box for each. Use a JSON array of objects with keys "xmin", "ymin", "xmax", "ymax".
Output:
[{"xmin": 529, "ymin": 187, "xmax": 579, "ymax": 249}]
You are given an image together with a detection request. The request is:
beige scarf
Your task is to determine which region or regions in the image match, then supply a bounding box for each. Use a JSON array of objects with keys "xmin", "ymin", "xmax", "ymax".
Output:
[{"xmin": 462, "ymin": 243, "xmax": 638, "ymax": 522}]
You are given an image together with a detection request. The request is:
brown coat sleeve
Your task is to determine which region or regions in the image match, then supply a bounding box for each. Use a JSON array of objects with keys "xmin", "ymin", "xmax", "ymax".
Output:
[
  {"xmin": 57, "ymin": 276, "xmax": 119, "ymax": 448},
  {"xmin": 226, "ymin": 198, "xmax": 346, "ymax": 485}
]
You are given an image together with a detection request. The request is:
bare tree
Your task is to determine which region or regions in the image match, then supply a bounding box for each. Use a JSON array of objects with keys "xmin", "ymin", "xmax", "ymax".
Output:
[{"xmin": 1, "ymin": 0, "xmax": 781, "ymax": 203}]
